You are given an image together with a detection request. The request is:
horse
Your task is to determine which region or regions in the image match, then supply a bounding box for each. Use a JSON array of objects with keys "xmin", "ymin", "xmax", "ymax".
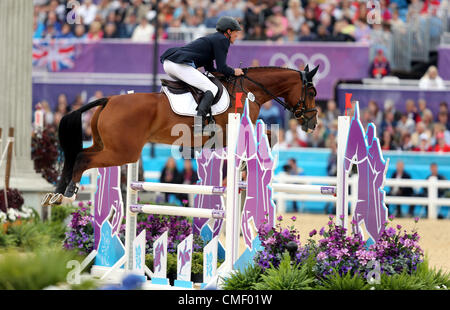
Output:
[{"xmin": 41, "ymin": 65, "xmax": 319, "ymax": 206}]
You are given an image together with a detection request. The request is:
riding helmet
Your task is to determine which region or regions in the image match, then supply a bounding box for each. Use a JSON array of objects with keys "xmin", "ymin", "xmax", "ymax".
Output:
[{"xmin": 216, "ymin": 16, "xmax": 242, "ymax": 32}]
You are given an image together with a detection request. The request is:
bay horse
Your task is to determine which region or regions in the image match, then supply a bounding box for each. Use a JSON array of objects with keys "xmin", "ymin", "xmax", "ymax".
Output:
[{"xmin": 42, "ymin": 65, "xmax": 319, "ymax": 206}]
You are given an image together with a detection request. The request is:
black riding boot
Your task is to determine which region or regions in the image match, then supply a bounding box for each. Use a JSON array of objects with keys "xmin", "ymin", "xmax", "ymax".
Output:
[{"xmin": 194, "ymin": 90, "xmax": 214, "ymax": 136}]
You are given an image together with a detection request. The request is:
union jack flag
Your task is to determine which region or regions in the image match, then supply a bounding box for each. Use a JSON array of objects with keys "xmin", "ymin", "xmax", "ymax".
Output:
[{"xmin": 32, "ymin": 39, "xmax": 76, "ymax": 72}]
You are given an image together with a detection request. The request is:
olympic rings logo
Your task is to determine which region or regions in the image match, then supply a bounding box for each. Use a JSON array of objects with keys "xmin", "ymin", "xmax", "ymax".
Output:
[{"xmin": 269, "ymin": 52, "xmax": 330, "ymax": 84}]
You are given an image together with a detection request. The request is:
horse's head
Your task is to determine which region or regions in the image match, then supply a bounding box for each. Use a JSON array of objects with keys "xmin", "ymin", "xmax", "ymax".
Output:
[{"xmin": 290, "ymin": 64, "xmax": 319, "ymax": 132}]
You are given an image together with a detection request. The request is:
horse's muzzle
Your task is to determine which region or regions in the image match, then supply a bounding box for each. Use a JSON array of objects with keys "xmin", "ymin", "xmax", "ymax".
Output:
[{"xmin": 301, "ymin": 115, "xmax": 317, "ymax": 133}]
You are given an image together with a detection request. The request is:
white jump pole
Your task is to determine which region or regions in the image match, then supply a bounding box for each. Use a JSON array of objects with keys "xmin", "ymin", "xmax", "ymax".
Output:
[
  {"xmin": 336, "ymin": 115, "xmax": 351, "ymax": 229},
  {"xmin": 271, "ymin": 184, "xmax": 336, "ymax": 195},
  {"xmin": 130, "ymin": 204, "xmax": 225, "ymax": 219},
  {"xmin": 130, "ymin": 182, "xmax": 226, "ymax": 195}
]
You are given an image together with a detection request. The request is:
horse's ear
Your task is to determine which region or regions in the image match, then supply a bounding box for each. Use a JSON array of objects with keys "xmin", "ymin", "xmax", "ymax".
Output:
[
  {"xmin": 304, "ymin": 64, "xmax": 309, "ymax": 72},
  {"xmin": 306, "ymin": 65, "xmax": 319, "ymax": 81}
]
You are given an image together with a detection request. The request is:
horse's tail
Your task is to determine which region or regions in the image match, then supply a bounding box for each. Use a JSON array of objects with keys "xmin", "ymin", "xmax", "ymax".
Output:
[{"xmin": 55, "ymin": 97, "xmax": 109, "ymax": 193}]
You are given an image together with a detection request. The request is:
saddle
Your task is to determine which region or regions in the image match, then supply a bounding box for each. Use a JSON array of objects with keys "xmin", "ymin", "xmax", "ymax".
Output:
[{"xmin": 160, "ymin": 75, "xmax": 224, "ymax": 107}]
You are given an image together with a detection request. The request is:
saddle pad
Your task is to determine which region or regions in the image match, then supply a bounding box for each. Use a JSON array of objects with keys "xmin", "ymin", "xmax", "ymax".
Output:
[{"xmin": 162, "ymin": 85, "xmax": 230, "ymax": 117}]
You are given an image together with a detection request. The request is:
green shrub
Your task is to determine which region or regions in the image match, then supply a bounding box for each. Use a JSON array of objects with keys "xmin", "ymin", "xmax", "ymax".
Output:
[
  {"xmin": 0, "ymin": 246, "xmax": 80, "ymax": 290},
  {"xmin": 221, "ymin": 262, "xmax": 263, "ymax": 290},
  {"xmin": 319, "ymin": 269, "xmax": 370, "ymax": 290},
  {"xmin": 253, "ymin": 252, "xmax": 314, "ymax": 290}
]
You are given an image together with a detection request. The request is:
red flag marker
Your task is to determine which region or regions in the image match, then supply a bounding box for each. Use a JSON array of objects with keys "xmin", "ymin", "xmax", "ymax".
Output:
[
  {"xmin": 234, "ymin": 92, "xmax": 243, "ymax": 113},
  {"xmin": 345, "ymin": 93, "xmax": 353, "ymax": 116}
]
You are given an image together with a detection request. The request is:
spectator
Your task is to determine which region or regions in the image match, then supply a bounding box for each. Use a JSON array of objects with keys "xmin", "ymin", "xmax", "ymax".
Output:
[
  {"xmin": 417, "ymin": 98, "xmax": 428, "ymax": 121},
  {"xmin": 74, "ymin": 24, "xmax": 87, "ymax": 39},
  {"xmin": 245, "ymin": 24, "xmax": 268, "ymax": 40},
  {"xmin": 77, "ymin": 0, "xmax": 98, "ymax": 26},
  {"xmin": 353, "ymin": 17, "xmax": 371, "ymax": 43},
  {"xmin": 53, "ymin": 93, "xmax": 69, "ymax": 127},
  {"xmin": 411, "ymin": 121, "xmax": 431, "ymax": 148},
  {"xmin": 388, "ymin": 160, "xmax": 414, "ymax": 218},
  {"xmin": 221, "ymin": 0, "xmax": 245, "ymax": 20},
  {"xmin": 419, "ymin": 66, "xmax": 446, "ymax": 90},
  {"xmin": 58, "ymin": 23, "xmax": 75, "ymax": 39},
  {"xmin": 367, "ymin": 100, "xmax": 383, "ymax": 128},
  {"xmin": 369, "ymin": 49, "xmax": 391, "ymax": 79},
  {"xmin": 283, "ymin": 158, "xmax": 304, "ymax": 212},
  {"xmin": 437, "ymin": 111, "xmax": 450, "ymax": 144},
  {"xmin": 421, "ymin": 108, "xmax": 435, "ymax": 132},
  {"xmin": 331, "ymin": 20, "xmax": 355, "ymax": 42},
  {"xmin": 159, "ymin": 157, "xmax": 181, "ymax": 203},
  {"xmin": 87, "ymin": 21, "xmax": 104, "ymax": 41},
  {"xmin": 104, "ymin": 22, "xmax": 118, "ymax": 38},
  {"xmin": 390, "ymin": 9, "xmax": 406, "ymax": 33},
  {"xmin": 419, "ymin": 162, "xmax": 447, "ymax": 218},
  {"xmin": 433, "ymin": 131, "xmax": 450, "ymax": 153},
  {"xmin": 380, "ymin": 109, "xmax": 396, "ymax": 135},
  {"xmin": 413, "ymin": 133, "xmax": 433, "ymax": 152},
  {"xmin": 45, "ymin": 11, "xmax": 62, "ymax": 35},
  {"xmin": 204, "ymin": 5, "xmax": 220, "ymax": 28},
  {"xmin": 314, "ymin": 24, "xmax": 332, "ymax": 41},
  {"xmin": 399, "ymin": 131, "xmax": 414, "ymax": 151},
  {"xmin": 265, "ymin": 5, "xmax": 289, "ymax": 41},
  {"xmin": 396, "ymin": 113, "xmax": 416, "ymax": 135},
  {"xmin": 405, "ymin": 99, "xmax": 420, "ymax": 123},
  {"xmin": 177, "ymin": 159, "xmax": 199, "ymax": 205},
  {"xmin": 381, "ymin": 130, "xmax": 395, "ymax": 150},
  {"xmin": 307, "ymin": 119, "xmax": 326, "ymax": 147},
  {"xmin": 40, "ymin": 100, "xmax": 54, "ymax": 128},
  {"xmin": 258, "ymin": 101, "xmax": 282, "ymax": 127},
  {"xmin": 283, "ymin": 26, "xmax": 298, "ymax": 42},
  {"xmin": 118, "ymin": 13, "xmax": 138, "ymax": 38},
  {"xmin": 304, "ymin": 7, "xmax": 318, "ymax": 34},
  {"xmin": 298, "ymin": 22, "xmax": 316, "ymax": 41},
  {"xmin": 131, "ymin": 17, "xmax": 154, "ymax": 42},
  {"xmin": 323, "ymin": 99, "xmax": 339, "ymax": 127},
  {"xmin": 33, "ymin": 15, "xmax": 45, "ymax": 38},
  {"xmin": 285, "ymin": 118, "xmax": 308, "ymax": 147},
  {"xmin": 285, "ymin": 0, "xmax": 305, "ymax": 33}
]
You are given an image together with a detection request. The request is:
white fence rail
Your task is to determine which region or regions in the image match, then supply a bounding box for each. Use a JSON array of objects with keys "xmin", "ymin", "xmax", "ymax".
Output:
[{"xmin": 272, "ymin": 175, "xmax": 450, "ymax": 219}]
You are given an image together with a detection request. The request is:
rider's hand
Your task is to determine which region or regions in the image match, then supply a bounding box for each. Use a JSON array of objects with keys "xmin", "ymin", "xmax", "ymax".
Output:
[{"xmin": 234, "ymin": 68, "xmax": 244, "ymax": 76}]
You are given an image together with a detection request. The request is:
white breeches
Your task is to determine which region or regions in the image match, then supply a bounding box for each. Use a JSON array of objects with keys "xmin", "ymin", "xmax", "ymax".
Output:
[{"xmin": 163, "ymin": 60, "xmax": 218, "ymax": 97}]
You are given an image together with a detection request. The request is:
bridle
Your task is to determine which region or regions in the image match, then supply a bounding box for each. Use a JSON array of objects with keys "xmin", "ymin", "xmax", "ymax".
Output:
[{"xmin": 228, "ymin": 69, "xmax": 317, "ymax": 124}]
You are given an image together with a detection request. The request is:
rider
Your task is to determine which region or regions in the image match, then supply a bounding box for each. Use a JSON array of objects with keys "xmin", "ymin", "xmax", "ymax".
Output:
[{"xmin": 160, "ymin": 16, "xmax": 244, "ymax": 135}]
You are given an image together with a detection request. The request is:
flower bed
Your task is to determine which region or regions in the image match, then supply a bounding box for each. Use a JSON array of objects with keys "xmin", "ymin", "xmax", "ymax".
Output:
[{"xmin": 225, "ymin": 215, "xmax": 449, "ymax": 290}]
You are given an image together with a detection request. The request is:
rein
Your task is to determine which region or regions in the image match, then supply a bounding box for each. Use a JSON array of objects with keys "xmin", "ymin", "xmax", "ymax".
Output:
[{"xmin": 224, "ymin": 69, "xmax": 317, "ymax": 122}]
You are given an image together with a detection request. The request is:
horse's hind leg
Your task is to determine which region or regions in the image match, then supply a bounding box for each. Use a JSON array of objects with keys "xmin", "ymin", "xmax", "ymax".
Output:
[{"xmin": 71, "ymin": 148, "xmax": 140, "ymax": 195}]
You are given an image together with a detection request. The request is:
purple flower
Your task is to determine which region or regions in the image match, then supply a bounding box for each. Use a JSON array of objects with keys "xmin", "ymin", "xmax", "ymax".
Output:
[
  {"xmin": 319, "ymin": 227, "xmax": 325, "ymax": 236},
  {"xmin": 277, "ymin": 215, "xmax": 283, "ymax": 222},
  {"xmin": 386, "ymin": 227, "xmax": 396, "ymax": 237},
  {"xmin": 309, "ymin": 229, "xmax": 317, "ymax": 237},
  {"xmin": 281, "ymin": 229, "xmax": 290, "ymax": 238},
  {"xmin": 290, "ymin": 216, "xmax": 297, "ymax": 221},
  {"xmin": 396, "ymin": 224, "xmax": 402, "ymax": 230},
  {"xmin": 389, "ymin": 214, "xmax": 395, "ymax": 221},
  {"xmin": 414, "ymin": 217, "xmax": 419, "ymax": 223}
]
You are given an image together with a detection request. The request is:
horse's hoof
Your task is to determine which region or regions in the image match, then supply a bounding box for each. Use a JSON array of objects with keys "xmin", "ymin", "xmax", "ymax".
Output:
[
  {"xmin": 41, "ymin": 193, "xmax": 52, "ymax": 207},
  {"xmin": 60, "ymin": 194, "xmax": 76, "ymax": 206},
  {"xmin": 49, "ymin": 193, "xmax": 63, "ymax": 205}
]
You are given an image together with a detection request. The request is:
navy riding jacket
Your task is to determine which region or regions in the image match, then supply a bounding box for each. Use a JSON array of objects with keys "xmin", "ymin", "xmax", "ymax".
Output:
[{"xmin": 160, "ymin": 31, "xmax": 234, "ymax": 77}]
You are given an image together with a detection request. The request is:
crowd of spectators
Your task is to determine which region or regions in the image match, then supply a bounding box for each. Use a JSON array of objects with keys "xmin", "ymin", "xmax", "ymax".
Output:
[{"xmin": 33, "ymin": 0, "xmax": 447, "ymax": 44}]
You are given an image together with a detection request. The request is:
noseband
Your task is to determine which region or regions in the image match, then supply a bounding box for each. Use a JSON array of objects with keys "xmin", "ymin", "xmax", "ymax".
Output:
[{"xmin": 292, "ymin": 71, "xmax": 318, "ymax": 124}]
